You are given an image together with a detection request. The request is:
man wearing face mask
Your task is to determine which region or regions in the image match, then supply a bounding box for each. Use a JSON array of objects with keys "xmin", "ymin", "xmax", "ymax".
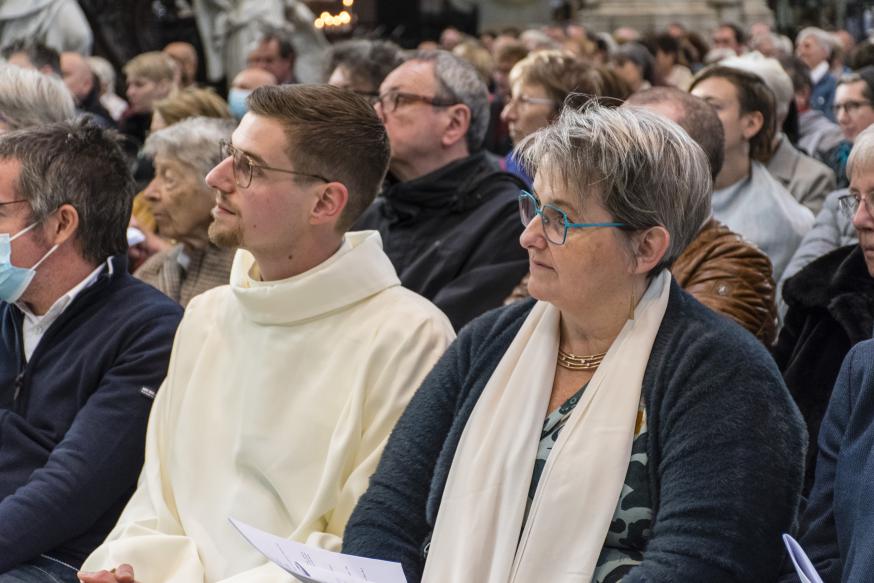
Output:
[
  {"xmin": 0, "ymin": 120, "xmax": 182, "ymax": 581},
  {"xmin": 227, "ymin": 67, "xmax": 277, "ymax": 121}
]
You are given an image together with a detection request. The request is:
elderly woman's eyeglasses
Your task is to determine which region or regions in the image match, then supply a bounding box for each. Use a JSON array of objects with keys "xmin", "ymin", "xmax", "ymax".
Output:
[
  {"xmin": 219, "ymin": 139, "xmax": 330, "ymax": 189},
  {"xmin": 518, "ymin": 190, "xmax": 626, "ymax": 245},
  {"xmin": 374, "ymin": 90, "xmax": 458, "ymax": 113},
  {"xmin": 838, "ymin": 192, "xmax": 874, "ymax": 219}
]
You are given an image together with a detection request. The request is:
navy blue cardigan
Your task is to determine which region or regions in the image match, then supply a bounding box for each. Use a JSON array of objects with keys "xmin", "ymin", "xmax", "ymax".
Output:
[
  {"xmin": 780, "ymin": 340, "xmax": 874, "ymax": 583},
  {"xmin": 343, "ymin": 281, "xmax": 806, "ymax": 582},
  {"xmin": 0, "ymin": 255, "xmax": 182, "ymax": 571}
]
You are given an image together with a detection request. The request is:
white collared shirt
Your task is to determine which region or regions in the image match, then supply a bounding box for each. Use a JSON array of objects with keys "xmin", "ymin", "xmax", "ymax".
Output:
[
  {"xmin": 810, "ymin": 61, "xmax": 829, "ymax": 85},
  {"xmin": 17, "ymin": 259, "xmax": 111, "ymax": 361}
]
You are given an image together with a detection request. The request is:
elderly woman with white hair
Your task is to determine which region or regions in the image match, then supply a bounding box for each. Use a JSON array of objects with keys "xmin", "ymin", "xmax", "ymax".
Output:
[
  {"xmin": 776, "ymin": 124, "xmax": 874, "ymax": 494},
  {"xmin": 342, "ymin": 104, "xmax": 805, "ymax": 582},
  {"xmin": 0, "ymin": 64, "xmax": 75, "ymax": 131},
  {"xmin": 777, "ymin": 126, "xmax": 874, "ymax": 583},
  {"xmin": 134, "ymin": 117, "xmax": 237, "ymax": 306}
]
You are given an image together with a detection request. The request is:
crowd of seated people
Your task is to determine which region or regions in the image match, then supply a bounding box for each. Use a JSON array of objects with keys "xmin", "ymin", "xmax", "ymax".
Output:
[{"xmin": 0, "ymin": 15, "xmax": 872, "ymax": 583}]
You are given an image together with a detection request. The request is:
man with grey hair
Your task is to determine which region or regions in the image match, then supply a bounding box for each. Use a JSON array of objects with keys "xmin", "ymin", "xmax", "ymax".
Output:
[
  {"xmin": 247, "ymin": 25, "xmax": 296, "ymax": 84},
  {"xmin": 135, "ymin": 117, "xmax": 237, "ymax": 306},
  {"xmin": 796, "ymin": 27, "xmax": 838, "ymax": 121},
  {"xmin": 355, "ymin": 50, "xmax": 528, "ymax": 330},
  {"xmin": 0, "ymin": 120, "xmax": 181, "ymax": 580},
  {"xmin": 0, "ymin": 64, "xmax": 75, "ymax": 132}
]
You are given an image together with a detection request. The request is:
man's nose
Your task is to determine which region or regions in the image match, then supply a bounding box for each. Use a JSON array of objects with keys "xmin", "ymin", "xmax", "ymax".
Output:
[{"xmin": 206, "ymin": 156, "xmax": 235, "ymax": 192}]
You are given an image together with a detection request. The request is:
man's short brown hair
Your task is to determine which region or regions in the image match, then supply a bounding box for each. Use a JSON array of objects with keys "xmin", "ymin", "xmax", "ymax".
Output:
[
  {"xmin": 247, "ymin": 84, "xmax": 390, "ymax": 232},
  {"xmin": 690, "ymin": 65, "xmax": 776, "ymax": 163}
]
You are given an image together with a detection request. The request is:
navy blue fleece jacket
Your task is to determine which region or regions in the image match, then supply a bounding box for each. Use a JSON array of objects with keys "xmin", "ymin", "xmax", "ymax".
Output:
[
  {"xmin": 780, "ymin": 340, "xmax": 874, "ymax": 583},
  {"xmin": 343, "ymin": 280, "xmax": 806, "ymax": 582},
  {"xmin": 0, "ymin": 255, "xmax": 182, "ymax": 571}
]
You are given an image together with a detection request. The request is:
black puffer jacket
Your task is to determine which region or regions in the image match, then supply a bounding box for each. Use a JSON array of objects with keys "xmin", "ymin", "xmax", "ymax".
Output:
[{"xmin": 354, "ymin": 151, "xmax": 528, "ymax": 330}]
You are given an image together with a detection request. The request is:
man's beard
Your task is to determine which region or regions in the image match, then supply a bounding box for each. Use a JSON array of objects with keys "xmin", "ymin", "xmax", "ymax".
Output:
[{"xmin": 208, "ymin": 220, "xmax": 242, "ymax": 248}]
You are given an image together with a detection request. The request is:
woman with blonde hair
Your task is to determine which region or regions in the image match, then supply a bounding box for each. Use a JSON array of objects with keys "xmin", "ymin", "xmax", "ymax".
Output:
[
  {"xmin": 500, "ymin": 49, "xmax": 629, "ymax": 186},
  {"xmin": 119, "ymin": 51, "xmax": 177, "ymax": 145},
  {"xmin": 150, "ymin": 86, "xmax": 230, "ymax": 131}
]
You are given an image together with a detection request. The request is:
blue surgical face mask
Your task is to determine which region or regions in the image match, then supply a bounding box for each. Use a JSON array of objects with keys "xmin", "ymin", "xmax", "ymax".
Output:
[
  {"xmin": 0, "ymin": 222, "xmax": 59, "ymax": 303},
  {"xmin": 228, "ymin": 88, "xmax": 252, "ymax": 121}
]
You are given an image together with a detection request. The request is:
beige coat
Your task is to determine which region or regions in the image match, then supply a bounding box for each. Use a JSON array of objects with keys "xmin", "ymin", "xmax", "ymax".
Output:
[{"xmin": 766, "ymin": 133, "xmax": 836, "ymax": 215}]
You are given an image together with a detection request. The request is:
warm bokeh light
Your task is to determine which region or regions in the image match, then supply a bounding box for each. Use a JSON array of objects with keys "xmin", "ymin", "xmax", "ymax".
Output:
[{"xmin": 315, "ymin": 7, "xmax": 355, "ymax": 29}]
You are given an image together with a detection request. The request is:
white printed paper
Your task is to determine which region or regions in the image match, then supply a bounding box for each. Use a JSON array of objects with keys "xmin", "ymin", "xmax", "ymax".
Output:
[
  {"xmin": 229, "ymin": 517, "xmax": 408, "ymax": 583},
  {"xmin": 782, "ymin": 533, "xmax": 824, "ymax": 583}
]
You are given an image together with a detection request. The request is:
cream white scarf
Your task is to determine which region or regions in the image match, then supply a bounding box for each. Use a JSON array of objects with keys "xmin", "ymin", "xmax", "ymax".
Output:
[{"xmin": 421, "ymin": 271, "xmax": 672, "ymax": 583}]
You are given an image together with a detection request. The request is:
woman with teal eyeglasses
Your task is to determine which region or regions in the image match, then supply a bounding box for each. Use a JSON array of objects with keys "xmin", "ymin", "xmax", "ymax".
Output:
[{"xmin": 342, "ymin": 104, "xmax": 805, "ymax": 583}]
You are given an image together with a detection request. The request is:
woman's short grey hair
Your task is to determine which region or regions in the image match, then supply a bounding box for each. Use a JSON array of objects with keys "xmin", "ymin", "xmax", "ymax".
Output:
[
  {"xmin": 848, "ymin": 124, "xmax": 874, "ymax": 178},
  {"xmin": 516, "ymin": 103, "xmax": 712, "ymax": 275},
  {"xmin": 0, "ymin": 65, "xmax": 75, "ymax": 130},
  {"xmin": 797, "ymin": 27, "xmax": 837, "ymax": 58},
  {"xmin": 143, "ymin": 117, "xmax": 236, "ymax": 188},
  {"xmin": 412, "ymin": 50, "xmax": 489, "ymax": 152}
]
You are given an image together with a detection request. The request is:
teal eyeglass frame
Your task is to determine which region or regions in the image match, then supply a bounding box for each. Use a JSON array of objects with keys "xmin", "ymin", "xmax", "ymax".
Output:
[{"xmin": 518, "ymin": 190, "xmax": 627, "ymax": 245}]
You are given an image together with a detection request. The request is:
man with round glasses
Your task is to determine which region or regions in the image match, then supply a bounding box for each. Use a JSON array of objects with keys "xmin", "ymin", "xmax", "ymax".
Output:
[
  {"xmin": 775, "ymin": 123, "xmax": 874, "ymax": 494},
  {"xmin": 821, "ymin": 66, "xmax": 874, "ymax": 188},
  {"xmin": 80, "ymin": 84, "xmax": 454, "ymax": 582},
  {"xmin": 354, "ymin": 50, "xmax": 529, "ymax": 331}
]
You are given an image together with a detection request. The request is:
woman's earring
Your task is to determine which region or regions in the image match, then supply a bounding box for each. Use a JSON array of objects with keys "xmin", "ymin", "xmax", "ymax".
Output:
[{"xmin": 628, "ymin": 288, "xmax": 636, "ymax": 321}]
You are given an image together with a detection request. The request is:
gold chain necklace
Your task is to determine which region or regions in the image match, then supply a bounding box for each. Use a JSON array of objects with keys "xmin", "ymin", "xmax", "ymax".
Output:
[{"xmin": 557, "ymin": 348, "xmax": 607, "ymax": 371}]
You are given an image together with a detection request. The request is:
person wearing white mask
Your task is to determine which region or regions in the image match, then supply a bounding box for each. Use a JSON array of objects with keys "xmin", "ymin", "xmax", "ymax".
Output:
[
  {"xmin": 227, "ymin": 67, "xmax": 276, "ymax": 121},
  {"xmin": 0, "ymin": 120, "xmax": 181, "ymax": 581}
]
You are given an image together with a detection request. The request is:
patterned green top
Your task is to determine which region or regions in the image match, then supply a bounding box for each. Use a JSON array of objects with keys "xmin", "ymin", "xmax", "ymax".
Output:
[{"xmin": 525, "ymin": 384, "xmax": 652, "ymax": 582}]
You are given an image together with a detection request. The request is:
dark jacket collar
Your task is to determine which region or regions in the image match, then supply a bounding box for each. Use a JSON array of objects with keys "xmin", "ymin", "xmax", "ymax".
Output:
[
  {"xmin": 380, "ymin": 151, "xmax": 523, "ymax": 222},
  {"xmin": 2, "ymin": 254, "xmax": 129, "ymax": 372},
  {"xmin": 783, "ymin": 244, "xmax": 874, "ymax": 344},
  {"xmin": 7, "ymin": 254, "xmax": 128, "ymax": 319}
]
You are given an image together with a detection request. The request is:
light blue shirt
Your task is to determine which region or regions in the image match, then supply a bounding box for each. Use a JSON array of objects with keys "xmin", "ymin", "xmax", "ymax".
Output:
[{"xmin": 712, "ymin": 161, "xmax": 815, "ymax": 282}]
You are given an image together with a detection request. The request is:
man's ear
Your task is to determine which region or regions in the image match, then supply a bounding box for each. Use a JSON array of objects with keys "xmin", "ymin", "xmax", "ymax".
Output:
[
  {"xmin": 441, "ymin": 104, "xmax": 472, "ymax": 149},
  {"xmin": 629, "ymin": 226, "xmax": 670, "ymax": 275},
  {"xmin": 310, "ymin": 182, "xmax": 349, "ymax": 226},
  {"xmin": 45, "ymin": 203, "xmax": 79, "ymax": 246},
  {"xmin": 740, "ymin": 110, "xmax": 764, "ymax": 141}
]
